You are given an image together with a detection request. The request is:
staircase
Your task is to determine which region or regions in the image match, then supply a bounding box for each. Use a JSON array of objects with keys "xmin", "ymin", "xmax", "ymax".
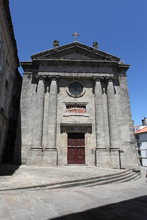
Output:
[
  {"xmin": 44, "ymin": 169, "xmax": 141, "ymax": 190},
  {"xmin": 0, "ymin": 169, "xmax": 141, "ymax": 192}
]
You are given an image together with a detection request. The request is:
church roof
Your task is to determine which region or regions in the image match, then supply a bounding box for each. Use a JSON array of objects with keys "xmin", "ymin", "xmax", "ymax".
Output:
[
  {"xmin": 31, "ymin": 42, "xmax": 120, "ymax": 61},
  {"xmin": 21, "ymin": 42, "xmax": 130, "ymax": 71}
]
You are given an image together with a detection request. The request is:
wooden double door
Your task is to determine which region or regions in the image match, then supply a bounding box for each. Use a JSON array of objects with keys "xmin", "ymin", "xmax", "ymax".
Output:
[{"xmin": 67, "ymin": 133, "xmax": 85, "ymax": 164}]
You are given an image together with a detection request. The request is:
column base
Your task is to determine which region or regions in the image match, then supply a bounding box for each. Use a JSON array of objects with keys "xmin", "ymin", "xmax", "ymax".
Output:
[
  {"xmin": 96, "ymin": 148, "xmax": 121, "ymax": 169},
  {"xmin": 27, "ymin": 148, "xmax": 58, "ymax": 166}
]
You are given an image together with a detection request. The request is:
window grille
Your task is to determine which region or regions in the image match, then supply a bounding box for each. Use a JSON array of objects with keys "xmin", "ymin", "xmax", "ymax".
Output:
[{"xmin": 66, "ymin": 104, "xmax": 86, "ymax": 113}]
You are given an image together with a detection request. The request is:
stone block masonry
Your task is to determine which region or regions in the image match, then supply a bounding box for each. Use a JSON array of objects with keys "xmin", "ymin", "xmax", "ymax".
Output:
[{"xmin": 16, "ymin": 42, "xmax": 139, "ymax": 169}]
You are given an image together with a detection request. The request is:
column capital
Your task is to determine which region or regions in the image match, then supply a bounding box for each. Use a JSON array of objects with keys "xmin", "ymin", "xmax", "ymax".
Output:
[
  {"xmin": 36, "ymin": 75, "xmax": 60, "ymax": 81},
  {"xmin": 105, "ymin": 76, "xmax": 114, "ymax": 82},
  {"xmin": 51, "ymin": 75, "xmax": 60, "ymax": 80},
  {"xmin": 50, "ymin": 76, "xmax": 60, "ymax": 85},
  {"xmin": 93, "ymin": 76, "xmax": 105, "ymax": 82},
  {"xmin": 36, "ymin": 76, "xmax": 46, "ymax": 81}
]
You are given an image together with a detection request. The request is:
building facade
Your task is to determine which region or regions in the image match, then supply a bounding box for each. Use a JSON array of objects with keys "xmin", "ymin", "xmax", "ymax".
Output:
[
  {"xmin": 17, "ymin": 42, "xmax": 138, "ymax": 169},
  {"xmin": 135, "ymin": 118, "xmax": 147, "ymax": 167},
  {"xmin": 0, "ymin": 0, "xmax": 22, "ymax": 163}
]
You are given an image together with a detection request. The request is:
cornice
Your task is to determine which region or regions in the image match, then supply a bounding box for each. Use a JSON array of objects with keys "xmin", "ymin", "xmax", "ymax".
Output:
[
  {"xmin": 21, "ymin": 59, "xmax": 130, "ymax": 73},
  {"xmin": 32, "ymin": 58, "xmax": 119, "ymax": 67},
  {"xmin": 118, "ymin": 63, "xmax": 130, "ymax": 71}
]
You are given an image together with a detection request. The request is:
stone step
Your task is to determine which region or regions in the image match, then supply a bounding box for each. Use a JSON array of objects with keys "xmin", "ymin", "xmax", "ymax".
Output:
[
  {"xmin": 120, "ymin": 173, "xmax": 141, "ymax": 183},
  {"xmin": 0, "ymin": 169, "xmax": 141, "ymax": 192},
  {"xmin": 87, "ymin": 172, "xmax": 141, "ymax": 187},
  {"xmin": 40, "ymin": 170, "xmax": 133, "ymax": 189},
  {"xmin": 43, "ymin": 170, "xmax": 141, "ymax": 189}
]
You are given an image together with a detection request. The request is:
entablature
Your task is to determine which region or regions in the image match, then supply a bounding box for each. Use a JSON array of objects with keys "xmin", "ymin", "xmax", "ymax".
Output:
[
  {"xmin": 21, "ymin": 60, "xmax": 129, "ymax": 75},
  {"xmin": 37, "ymin": 72, "xmax": 115, "ymax": 79},
  {"xmin": 60, "ymin": 123, "xmax": 92, "ymax": 134}
]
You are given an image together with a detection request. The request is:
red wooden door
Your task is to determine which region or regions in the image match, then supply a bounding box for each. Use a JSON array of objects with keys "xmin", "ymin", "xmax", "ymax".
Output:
[{"xmin": 67, "ymin": 133, "xmax": 85, "ymax": 164}]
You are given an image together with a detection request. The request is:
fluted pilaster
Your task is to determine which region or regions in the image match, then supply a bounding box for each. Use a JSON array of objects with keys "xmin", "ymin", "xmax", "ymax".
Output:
[
  {"xmin": 107, "ymin": 78, "xmax": 119, "ymax": 149},
  {"xmin": 42, "ymin": 81, "xmax": 49, "ymax": 149},
  {"xmin": 47, "ymin": 77, "xmax": 58, "ymax": 148},
  {"xmin": 33, "ymin": 79, "xmax": 45, "ymax": 148},
  {"xmin": 95, "ymin": 78, "xmax": 105, "ymax": 148}
]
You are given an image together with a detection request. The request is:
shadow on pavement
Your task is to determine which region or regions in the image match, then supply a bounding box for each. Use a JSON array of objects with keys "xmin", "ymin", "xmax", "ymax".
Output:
[
  {"xmin": 0, "ymin": 163, "xmax": 20, "ymax": 176},
  {"xmin": 50, "ymin": 195, "xmax": 147, "ymax": 220}
]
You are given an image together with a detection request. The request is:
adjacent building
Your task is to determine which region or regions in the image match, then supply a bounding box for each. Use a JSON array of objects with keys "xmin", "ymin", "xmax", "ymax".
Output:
[
  {"xmin": 15, "ymin": 41, "xmax": 138, "ymax": 169},
  {"xmin": 0, "ymin": 0, "xmax": 22, "ymax": 163},
  {"xmin": 135, "ymin": 118, "xmax": 147, "ymax": 167}
]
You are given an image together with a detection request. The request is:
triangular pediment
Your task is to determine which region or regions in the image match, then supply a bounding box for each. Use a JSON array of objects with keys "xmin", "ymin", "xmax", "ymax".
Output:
[{"xmin": 31, "ymin": 42, "xmax": 120, "ymax": 62}]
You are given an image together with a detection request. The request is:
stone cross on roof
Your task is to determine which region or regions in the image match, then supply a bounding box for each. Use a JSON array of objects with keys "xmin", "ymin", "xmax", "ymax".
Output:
[{"xmin": 72, "ymin": 32, "xmax": 80, "ymax": 42}]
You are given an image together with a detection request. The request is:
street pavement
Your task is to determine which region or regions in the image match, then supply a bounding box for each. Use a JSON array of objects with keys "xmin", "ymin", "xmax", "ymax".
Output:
[{"xmin": 0, "ymin": 165, "xmax": 146, "ymax": 220}]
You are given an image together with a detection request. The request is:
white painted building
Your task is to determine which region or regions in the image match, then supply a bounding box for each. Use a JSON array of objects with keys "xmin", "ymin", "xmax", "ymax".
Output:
[{"xmin": 135, "ymin": 118, "xmax": 147, "ymax": 167}]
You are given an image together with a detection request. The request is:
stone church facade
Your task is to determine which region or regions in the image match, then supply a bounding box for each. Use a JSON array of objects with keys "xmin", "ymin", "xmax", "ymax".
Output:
[{"xmin": 18, "ymin": 42, "xmax": 138, "ymax": 169}]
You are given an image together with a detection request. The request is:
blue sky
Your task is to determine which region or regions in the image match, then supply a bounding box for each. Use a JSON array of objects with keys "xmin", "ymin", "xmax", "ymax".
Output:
[{"xmin": 10, "ymin": 0, "xmax": 147, "ymax": 125}]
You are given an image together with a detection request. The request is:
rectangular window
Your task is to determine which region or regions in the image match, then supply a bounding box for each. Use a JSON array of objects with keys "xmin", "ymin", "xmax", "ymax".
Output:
[{"xmin": 66, "ymin": 104, "xmax": 86, "ymax": 113}]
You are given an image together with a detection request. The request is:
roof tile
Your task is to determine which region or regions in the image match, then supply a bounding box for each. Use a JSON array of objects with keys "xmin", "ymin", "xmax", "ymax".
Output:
[{"xmin": 135, "ymin": 126, "xmax": 147, "ymax": 134}]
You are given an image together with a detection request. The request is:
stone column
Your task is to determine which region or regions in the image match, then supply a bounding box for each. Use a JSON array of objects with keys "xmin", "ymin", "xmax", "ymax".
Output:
[
  {"xmin": 119, "ymin": 74, "xmax": 139, "ymax": 169},
  {"xmin": 20, "ymin": 73, "xmax": 35, "ymax": 163},
  {"xmin": 107, "ymin": 78, "xmax": 119, "ymax": 149},
  {"xmin": 47, "ymin": 77, "xmax": 58, "ymax": 148},
  {"xmin": 33, "ymin": 78, "xmax": 45, "ymax": 148},
  {"xmin": 42, "ymin": 80, "xmax": 49, "ymax": 149},
  {"xmin": 102, "ymin": 79, "xmax": 110, "ymax": 150},
  {"xmin": 94, "ymin": 78, "xmax": 105, "ymax": 148}
]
